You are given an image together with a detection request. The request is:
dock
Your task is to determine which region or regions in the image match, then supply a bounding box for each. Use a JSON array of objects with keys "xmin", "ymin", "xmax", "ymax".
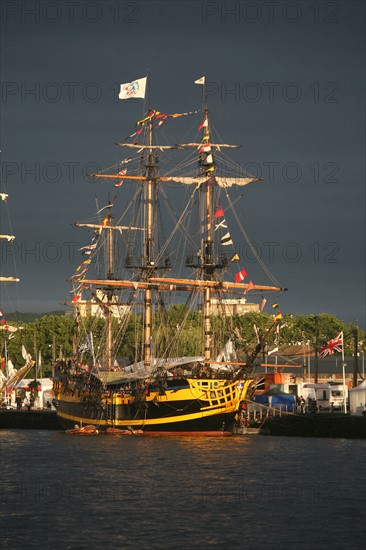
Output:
[
  {"xmin": 261, "ymin": 412, "xmax": 366, "ymax": 439},
  {"xmin": 234, "ymin": 401, "xmax": 366, "ymax": 439},
  {"xmin": 0, "ymin": 409, "xmax": 62, "ymax": 430}
]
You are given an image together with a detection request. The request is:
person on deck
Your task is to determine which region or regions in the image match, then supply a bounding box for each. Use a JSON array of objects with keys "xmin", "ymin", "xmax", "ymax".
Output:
[{"xmin": 299, "ymin": 396, "xmax": 305, "ymax": 414}]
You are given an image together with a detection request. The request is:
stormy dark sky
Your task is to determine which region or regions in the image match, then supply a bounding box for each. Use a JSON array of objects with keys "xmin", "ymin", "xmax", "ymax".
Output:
[{"xmin": 1, "ymin": 1, "xmax": 365, "ymax": 327}]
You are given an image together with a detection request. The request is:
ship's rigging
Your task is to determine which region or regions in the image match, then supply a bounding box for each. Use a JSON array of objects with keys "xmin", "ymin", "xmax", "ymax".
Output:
[{"xmin": 67, "ymin": 76, "xmax": 285, "ymax": 375}]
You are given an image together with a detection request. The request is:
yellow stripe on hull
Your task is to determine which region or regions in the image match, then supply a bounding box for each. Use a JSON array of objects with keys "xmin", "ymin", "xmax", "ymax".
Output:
[{"xmin": 57, "ymin": 405, "xmax": 234, "ymax": 427}]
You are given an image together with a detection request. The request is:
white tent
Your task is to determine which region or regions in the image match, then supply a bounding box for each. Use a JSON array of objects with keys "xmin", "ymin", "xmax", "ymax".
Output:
[
  {"xmin": 13, "ymin": 378, "xmax": 55, "ymax": 409},
  {"xmin": 349, "ymin": 380, "xmax": 366, "ymax": 415}
]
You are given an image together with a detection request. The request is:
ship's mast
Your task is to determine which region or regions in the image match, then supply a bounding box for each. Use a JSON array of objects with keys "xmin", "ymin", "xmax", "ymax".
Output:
[
  {"xmin": 143, "ymin": 112, "xmax": 154, "ymax": 367},
  {"xmin": 201, "ymin": 88, "xmax": 213, "ymax": 363},
  {"xmin": 106, "ymin": 213, "xmax": 113, "ymax": 369}
]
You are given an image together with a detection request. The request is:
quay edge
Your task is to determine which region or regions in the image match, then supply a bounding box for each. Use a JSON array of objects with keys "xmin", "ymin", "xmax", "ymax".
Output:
[
  {"xmin": 0, "ymin": 409, "xmax": 63, "ymax": 430},
  {"xmin": 259, "ymin": 413, "xmax": 366, "ymax": 439}
]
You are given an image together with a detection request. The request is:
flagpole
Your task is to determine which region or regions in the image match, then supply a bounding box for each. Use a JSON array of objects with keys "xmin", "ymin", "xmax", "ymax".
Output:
[
  {"xmin": 341, "ymin": 331, "xmax": 347, "ymax": 414},
  {"xmin": 4, "ymin": 339, "xmax": 8, "ymax": 403},
  {"xmin": 314, "ymin": 316, "xmax": 319, "ymax": 383},
  {"xmin": 144, "ymin": 71, "xmax": 150, "ymax": 114},
  {"xmin": 203, "ymin": 74, "xmax": 207, "ymax": 110},
  {"xmin": 275, "ymin": 329, "xmax": 278, "ymax": 369},
  {"xmin": 90, "ymin": 332, "xmax": 96, "ymax": 368}
]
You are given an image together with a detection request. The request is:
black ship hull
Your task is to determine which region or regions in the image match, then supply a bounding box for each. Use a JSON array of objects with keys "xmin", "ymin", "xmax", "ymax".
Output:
[
  {"xmin": 55, "ymin": 397, "xmax": 237, "ymax": 433},
  {"xmin": 53, "ymin": 371, "xmax": 253, "ymax": 435}
]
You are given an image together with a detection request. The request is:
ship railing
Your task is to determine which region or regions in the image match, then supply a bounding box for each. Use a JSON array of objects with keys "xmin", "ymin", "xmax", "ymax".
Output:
[{"xmin": 240, "ymin": 400, "xmax": 297, "ymax": 424}]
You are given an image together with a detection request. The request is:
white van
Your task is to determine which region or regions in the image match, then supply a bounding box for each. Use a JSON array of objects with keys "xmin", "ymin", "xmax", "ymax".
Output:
[{"xmin": 302, "ymin": 383, "xmax": 347, "ymax": 411}]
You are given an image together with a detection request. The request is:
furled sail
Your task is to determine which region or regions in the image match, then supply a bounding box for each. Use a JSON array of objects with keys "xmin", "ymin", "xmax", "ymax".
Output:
[
  {"xmin": 75, "ymin": 223, "xmax": 143, "ymax": 231},
  {"xmin": 116, "ymin": 143, "xmax": 177, "ymax": 150},
  {"xmin": 0, "ymin": 234, "xmax": 15, "ymax": 242},
  {"xmin": 0, "ymin": 191, "xmax": 19, "ymax": 282},
  {"xmin": 177, "ymin": 142, "xmax": 240, "ymax": 150},
  {"xmin": 161, "ymin": 175, "xmax": 262, "ymax": 187}
]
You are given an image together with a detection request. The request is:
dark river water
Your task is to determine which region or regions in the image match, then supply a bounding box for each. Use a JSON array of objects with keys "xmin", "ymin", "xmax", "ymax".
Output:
[{"xmin": 0, "ymin": 430, "xmax": 365, "ymax": 549}]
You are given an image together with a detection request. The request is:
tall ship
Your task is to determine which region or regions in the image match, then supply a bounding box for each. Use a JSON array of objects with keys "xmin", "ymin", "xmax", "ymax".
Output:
[
  {"xmin": 0, "ymin": 189, "xmax": 36, "ymax": 410},
  {"xmin": 0, "ymin": 190, "xmax": 23, "ymax": 390},
  {"xmin": 53, "ymin": 76, "xmax": 285, "ymax": 434},
  {"xmin": 0, "ymin": 190, "xmax": 37, "ymax": 410}
]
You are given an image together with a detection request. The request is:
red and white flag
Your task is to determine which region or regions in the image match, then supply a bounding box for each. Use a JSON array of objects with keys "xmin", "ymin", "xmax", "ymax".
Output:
[
  {"xmin": 235, "ymin": 268, "xmax": 248, "ymax": 283},
  {"xmin": 318, "ymin": 332, "xmax": 343, "ymax": 359},
  {"xmin": 198, "ymin": 143, "xmax": 212, "ymax": 153},
  {"xmin": 198, "ymin": 117, "xmax": 208, "ymax": 131},
  {"xmin": 115, "ymin": 168, "xmax": 127, "ymax": 187}
]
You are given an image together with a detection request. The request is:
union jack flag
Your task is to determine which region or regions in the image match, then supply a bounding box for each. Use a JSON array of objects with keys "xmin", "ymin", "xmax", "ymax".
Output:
[{"xmin": 318, "ymin": 332, "xmax": 343, "ymax": 359}]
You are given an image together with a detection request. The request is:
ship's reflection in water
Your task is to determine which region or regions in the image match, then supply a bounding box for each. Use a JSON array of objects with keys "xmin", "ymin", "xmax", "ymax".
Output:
[{"xmin": 1, "ymin": 431, "xmax": 364, "ymax": 549}]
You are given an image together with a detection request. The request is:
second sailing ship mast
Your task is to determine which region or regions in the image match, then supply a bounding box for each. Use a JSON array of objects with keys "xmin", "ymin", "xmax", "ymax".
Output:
[
  {"xmin": 201, "ymin": 84, "xmax": 214, "ymax": 364},
  {"xmin": 106, "ymin": 212, "xmax": 114, "ymax": 369},
  {"xmin": 143, "ymin": 111, "xmax": 155, "ymax": 368}
]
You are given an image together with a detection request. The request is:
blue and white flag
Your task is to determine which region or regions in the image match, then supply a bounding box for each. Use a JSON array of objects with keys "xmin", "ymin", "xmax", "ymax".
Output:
[{"xmin": 78, "ymin": 333, "xmax": 94, "ymax": 355}]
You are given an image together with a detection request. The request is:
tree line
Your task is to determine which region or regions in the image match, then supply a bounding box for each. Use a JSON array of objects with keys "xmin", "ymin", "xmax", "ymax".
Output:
[{"xmin": 1, "ymin": 309, "xmax": 365, "ymax": 372}]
